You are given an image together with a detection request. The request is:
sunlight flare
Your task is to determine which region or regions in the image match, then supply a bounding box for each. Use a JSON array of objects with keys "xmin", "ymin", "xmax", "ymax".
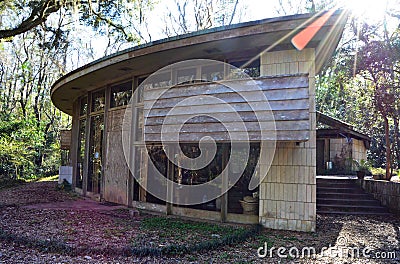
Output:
[{"xmin": 340, "ymin": 0, "xmax": 388, "ymax": 22}]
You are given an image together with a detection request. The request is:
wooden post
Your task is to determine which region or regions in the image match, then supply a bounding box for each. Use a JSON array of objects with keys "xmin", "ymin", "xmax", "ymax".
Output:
[
  {"xmin": 83, "ymin": 94, "xmax": 91, "ymax": 196},
  {"xmin": 166, "ymin": 144, "xmax": 174, "ymax": 215},
  {"xmin": 102, "ymin": 86, "xmax": 111, "ymax": 201},
  {"xmin": 128, "ymin": 78, "xmax": 138, "ymax": 207},
  {"xmin": 324, "ymin": 139, "xmax": 330, "ymax": 165},
  {"xmin": 70, "ymin": 100, "xmax": 79, "ymax": 188},
  {"xmin": 221, "ymin": 144, "xmax": 228, "ymax": 222}
]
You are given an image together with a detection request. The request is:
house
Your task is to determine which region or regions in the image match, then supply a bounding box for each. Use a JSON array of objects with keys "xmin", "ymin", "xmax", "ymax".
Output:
[
  {"xmin": 51, "ymin": 10, "xmax": 348, "ymax": 232},
  {"xmin": 316, "ymin": 111, "xmax": 371, "ymax": 174}
]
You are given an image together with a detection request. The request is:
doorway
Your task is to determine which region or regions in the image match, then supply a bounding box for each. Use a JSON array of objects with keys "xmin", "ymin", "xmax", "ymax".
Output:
[{"xmin": 87, "ymin": 114, "xmax": 104, "ymax": 194}]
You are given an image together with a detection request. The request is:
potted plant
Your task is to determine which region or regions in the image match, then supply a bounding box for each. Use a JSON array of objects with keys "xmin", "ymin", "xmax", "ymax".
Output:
[{"xmin": 355, "ymin": 159, "xmax": 370, "ymax": 179}]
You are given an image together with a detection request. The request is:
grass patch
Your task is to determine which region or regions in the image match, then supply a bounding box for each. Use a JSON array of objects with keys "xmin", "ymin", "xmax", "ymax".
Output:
[
  {"xmin": 141, "ymin": 216, "xmax": 234, "ymax": 234},
  {"xmin": 370, "ymin": 167, "xmax": 386, "ymax": 176},
  {"xmin": 36, "ymin": 175, "xmax": 59, "ymax": 182},
  {"xmin": 0, "ymin": 215, "xmax": 260, "ymax": 257},
  {"xmin": 132, "ymin": 216, "xmax": 260, "ymax": 256}
]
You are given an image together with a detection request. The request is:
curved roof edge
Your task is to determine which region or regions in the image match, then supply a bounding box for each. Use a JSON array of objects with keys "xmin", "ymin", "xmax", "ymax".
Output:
[
  {"xmin": 51, "ymin": 9, "xmax": 348, "ymax": 115},
  {"xmin": 52, "ymin": 11, "xmax": 338, "ymax": 90}
]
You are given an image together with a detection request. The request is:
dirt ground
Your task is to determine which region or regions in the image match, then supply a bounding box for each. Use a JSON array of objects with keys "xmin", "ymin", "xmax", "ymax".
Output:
[{"xmin": 0, "ymin": 181, "xmax": 399, "ymax": 263}]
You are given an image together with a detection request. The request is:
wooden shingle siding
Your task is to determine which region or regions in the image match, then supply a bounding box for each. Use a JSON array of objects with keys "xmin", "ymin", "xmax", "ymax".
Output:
[{"xmin": 143, "ymin": 75, "xmax": 309, "ymax": 142}]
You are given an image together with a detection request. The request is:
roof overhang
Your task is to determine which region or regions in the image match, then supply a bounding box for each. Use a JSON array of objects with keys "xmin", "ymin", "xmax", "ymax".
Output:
[
  {"xmin": 52, "ymin": 10, "xmax": 349, "ymax": 115},
  {"xmin": 316, "ymin": 111, "xmax": 371, "ymax": 144}
]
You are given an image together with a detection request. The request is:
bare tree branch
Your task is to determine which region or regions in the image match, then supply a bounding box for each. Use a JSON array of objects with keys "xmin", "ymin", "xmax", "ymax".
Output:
[{"xmin": 0, "ymin": 1, "xmax": 63, "ymax": 40}]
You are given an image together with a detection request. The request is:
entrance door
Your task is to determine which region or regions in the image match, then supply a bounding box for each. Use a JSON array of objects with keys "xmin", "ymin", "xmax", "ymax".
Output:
[
  {"xmin": 88, "ymin": 114, "xmax": 104, "ymax": 194},
  {"xmin": 316, "ymin": 139, "xmax": 325, "ymax": 174}
]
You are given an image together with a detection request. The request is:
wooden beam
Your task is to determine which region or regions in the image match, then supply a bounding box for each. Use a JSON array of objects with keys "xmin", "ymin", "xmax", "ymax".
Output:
[
  {"xmin": 221, "ymin": 144, "xmax": 228, "ymax": 222},
  {"xmin": 166, "ymin": 144, "xmax": 174, "ymax": 215},
  {"xmin": 83, "ymin": 94, "xmax": 91, "ymax": 196},
  {"xmin": 102, "ymin": 86, "xmax": 111, "ymax": 201},
  {"xmin": 70, "ymin": 100, "xmax": 79, "ymax": 188},
  {"xmin": 128, "ymin": 78, "xmax": 137, "ymax": 207}
]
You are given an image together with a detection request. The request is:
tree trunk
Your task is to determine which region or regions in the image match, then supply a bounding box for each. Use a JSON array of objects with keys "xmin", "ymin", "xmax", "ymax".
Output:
[
  {"xmin": 394, "ymin": 116, "xmax": 400, "ymax": 171},
  {"xmin": 384, "ymin": 115, "xmax": 391, "ymax": 180}
]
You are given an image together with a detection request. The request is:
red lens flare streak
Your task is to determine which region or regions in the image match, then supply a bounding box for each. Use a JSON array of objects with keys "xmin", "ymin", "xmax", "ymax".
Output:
[{"xmin": 291, "ymin": 8, "xmax": 338, "ymax": 51}]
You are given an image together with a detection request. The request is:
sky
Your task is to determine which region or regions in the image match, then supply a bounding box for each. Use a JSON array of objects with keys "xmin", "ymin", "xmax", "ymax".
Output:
[{"xmin": 66, "ymin": 0, "xmax": 399, "ymax": 69}]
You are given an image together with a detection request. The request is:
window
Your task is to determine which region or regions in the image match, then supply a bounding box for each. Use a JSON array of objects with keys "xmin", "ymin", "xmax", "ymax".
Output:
[
  {"xmin": 111, "ymin": 81, "xmax": 133, "ymax": 108},
  {"xmin": 228, "ymin": 59, "xmax": 260, "ymax": 79},
  {"xmin": 141, "ymin": 72, "xmax": 171, "ymax": 90},
  {"xmin": 201, "ymin": 64, "xmax": 224, "ymax": 82},
  {"xmin": 87, "ymin": 114, "xmax": 104, "ymax": 193},
  {"xmin": 79, "ymin": 97, "xmax": 87, "ymax": 117},
  {"xmin": 177, "ymin": 68, "xmax": 197, "ymax": 84},
  {"xmin": 91, "ymin": 90, "xmax": 105, "ymax": 112},
  {"xmin": 76, "ymin": 119, "xmax": 86, "ymax": 189},
  {"xmin": 136, "ymin": 108, "xmax": 144, "ymax": 141}
]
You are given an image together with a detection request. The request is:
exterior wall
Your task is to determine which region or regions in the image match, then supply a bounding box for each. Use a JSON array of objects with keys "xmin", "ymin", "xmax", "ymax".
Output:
[
  {"xmin": 259, "ymin": 49, "xmax": 316, "ymax": 232},
  {"xmin": 330, "ymin": 138, "xmax": 367, "ymax": 170},
  {"xmin": 330, "ymin": 138, "xmax": 351, "ymax": 162},
  {"xmin": 361, "ymin": 179, "xmax": 400, "ymax": 214},
  {"xmin": 103, "ymin": 108, "xmax": 130, "ymax": 205},
  {"xmin": 352, "ymin": 139, "xmax": 367, "ymax": 163}
]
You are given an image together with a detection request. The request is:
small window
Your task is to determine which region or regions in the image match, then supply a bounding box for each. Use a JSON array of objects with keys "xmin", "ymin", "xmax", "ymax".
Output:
[
  {"xmin": 91, "ymin": 90, "xmax": 105, "ymax": 112},
  {"xmin": 228, "ymin": 59, "xmax": 260, "ymax": 79},
  {"xmin": 137, "ymin": 77, "xmax": 147, "ymax": 103},
  {"xmin": 111, "ymin": 81, "xmax": 132, "ymax": 108},
  {"xmin": 201, "ymin": 64, "xmax": 224, "ymax": 82},
  {"xmin": 141, "ymin": 72, "xmax": 171, "ymax": 90},
  {"xmin": 79, "ymin": 97, "xmax": 87, "ymax": 117},
  {"xmin": 135, "ymin": 108, "xmax": 144, "ymax": 141},
  {"xmin": 177, "ymin": 68, "xmax": 197, "ymax": 85}
]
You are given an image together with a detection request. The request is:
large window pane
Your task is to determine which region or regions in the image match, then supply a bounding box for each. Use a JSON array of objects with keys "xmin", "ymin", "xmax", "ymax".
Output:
[
  {"xmin": 76, "ymin": 118, "xmax": 86, "ymax": 188},
  {"xmin": 91, "ymin": 90, "xmax": 105, "ymax": 112},
  {"xmin": 88, "ymin": 115, "xmax": 104, "ymax": 193}
]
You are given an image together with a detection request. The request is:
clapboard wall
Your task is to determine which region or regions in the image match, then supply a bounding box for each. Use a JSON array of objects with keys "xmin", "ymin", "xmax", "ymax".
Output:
[{"xmin": 143, "ymin": 75, "xmax": 310, "ymax": 143}]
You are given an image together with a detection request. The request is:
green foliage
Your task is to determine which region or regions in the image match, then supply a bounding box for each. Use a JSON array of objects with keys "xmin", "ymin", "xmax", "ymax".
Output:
[
  {"xmin": 0, "ymin": 217, "xmax": 260, "ymax": 257},
  {"xmin": 140, "ymin": 216, "xmax": 234, "ymax": 233},
  {"xmin": 353, "ymin": 159, "xmax": 371, "ymax": 173},
  {"xmin": 317, "ymin": 15, "xmax": 400, "ymax": 172},
  {"xmin": 57, "ymin": 179, "xmax": 72, "ymax": 192},
  {"xmin": 370, "ymin": 167, "xmax": 386, "ymax": 176},
  {"xmin": 0, "ymin": 114, "xmax": 61, "ymax": 179},
  {"xmin": 133, "ymin": 217, "xmax": 260, "ymax": 256}
]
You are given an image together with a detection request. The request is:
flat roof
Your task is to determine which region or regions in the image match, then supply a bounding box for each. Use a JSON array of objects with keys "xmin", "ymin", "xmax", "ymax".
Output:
[{"xmin": 51, "ymin": 10, "xmax": 348, "ymax": 115}]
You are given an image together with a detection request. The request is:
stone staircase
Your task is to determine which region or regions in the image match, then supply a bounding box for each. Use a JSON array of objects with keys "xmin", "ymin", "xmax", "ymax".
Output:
[{"xmin": 317, "ymin": 178, "xmax": 391, "ymax": 215}]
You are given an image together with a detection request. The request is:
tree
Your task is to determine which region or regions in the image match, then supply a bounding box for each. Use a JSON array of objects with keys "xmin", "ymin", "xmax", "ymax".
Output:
[
  {"xmin": 355, "ymin": 19, "xmax": 400, "ymax": 179},
  {"xmin": 161, "ymin": 0, "xmax": 243, "ymax": 37},
  {"xmin": 0, "ymin": 0, "xmax": 64, "ymax": 40},
  {"xmin": 0, "ymin": 0, "xmax": 153, "ymax": 42}
]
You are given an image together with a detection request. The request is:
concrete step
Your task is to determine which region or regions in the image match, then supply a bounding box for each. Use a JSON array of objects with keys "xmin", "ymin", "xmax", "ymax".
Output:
[
  {"xmin": 317, "ymin": 204, "xmax": 390, "ymax": 213},
  {"xmin": 316, "ymin": 178, "xmax": 390, "ymax": 216},
  {"xmin": 316, "ymin": 198, "xmax": 381, "ymax": 206},
  {"xmin": 317, "ymin": 211, "xmax": 392, "ymax": 216},
  {"xmin": 317, "ymin": 179, "xmax": 358, "ymax": 185},
  {"xmin": 317, "ymin": 187, "xmax": 366, "ymax": 194},
  {"xmin": 316, "ymin": 182, "xmax": 359, "ymax": 188},
  {"xmin": 317, "ymin": 192, "xmax": 372, "ymax": 199}
]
